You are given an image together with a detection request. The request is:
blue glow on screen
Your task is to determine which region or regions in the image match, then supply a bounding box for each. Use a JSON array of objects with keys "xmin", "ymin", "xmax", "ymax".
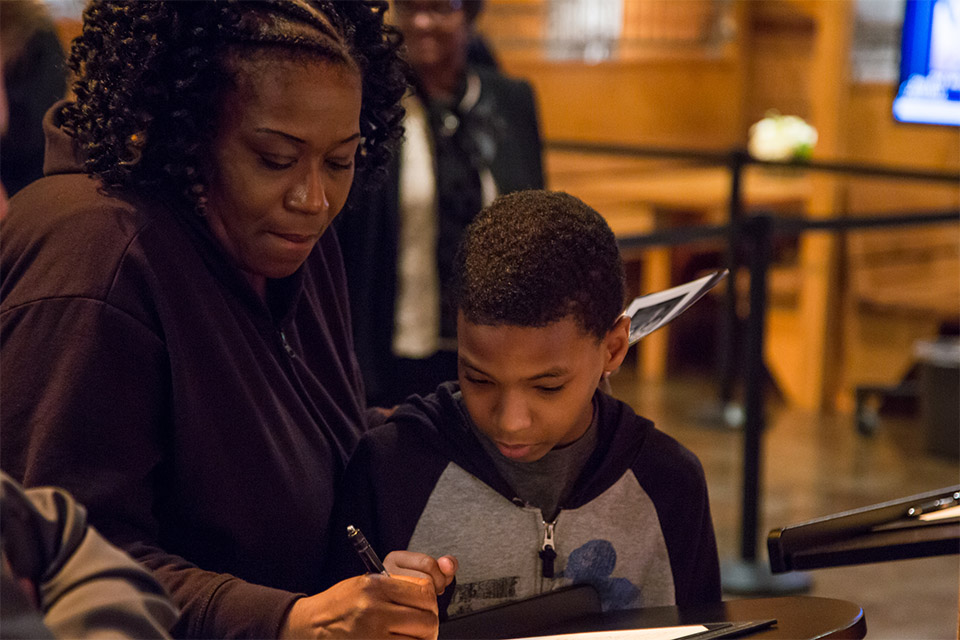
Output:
[{"xmin": 893, "ymin": 0, "xmax": 960, "ymax": 126}]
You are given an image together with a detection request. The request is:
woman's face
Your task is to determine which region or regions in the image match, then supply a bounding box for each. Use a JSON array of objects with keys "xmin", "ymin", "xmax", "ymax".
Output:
[{"xmin": 204, "ymin": 55, "xmax": 362, "ymax": 293}]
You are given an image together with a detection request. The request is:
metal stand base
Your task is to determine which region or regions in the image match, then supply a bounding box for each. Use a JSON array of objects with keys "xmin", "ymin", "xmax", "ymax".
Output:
[
  {"xmin": 721, "ymin": 559, "xmax": 813, "ymax": 596},
  {"xmin": 695, "ymin": 401, "xmax": 745, "ymax": 429}
]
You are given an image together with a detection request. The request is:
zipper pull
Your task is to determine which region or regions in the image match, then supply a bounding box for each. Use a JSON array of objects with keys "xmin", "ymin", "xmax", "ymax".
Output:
[
  {"xmin": 539, "ymin": 519, "xmax": 556, "ymax": 578},
  {"xmin": 279, "ymin": 330, "xmax": 296, "ymax": 358}
]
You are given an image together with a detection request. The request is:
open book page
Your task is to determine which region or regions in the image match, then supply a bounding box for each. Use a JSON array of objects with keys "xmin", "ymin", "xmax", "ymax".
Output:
[
  {"xmin": 512, "ymin": 625, "xmax": 709, "ymax": 640},
  {"xmin": 511, "ymin": 619, "xmax": 777, "ymax": 640},
  {"xmin": 624, "ymin": 270, "xmax": 728, "ymax": 345}
]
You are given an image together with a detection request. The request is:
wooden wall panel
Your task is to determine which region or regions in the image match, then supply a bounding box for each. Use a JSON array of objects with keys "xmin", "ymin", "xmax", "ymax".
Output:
[
  {"xmin": 498, "ymin": 58, "xmax": 744, "ymax": 148},
  {"xmin": 845, "ymin": 84, "xmax": 960, "ymax": 170}
]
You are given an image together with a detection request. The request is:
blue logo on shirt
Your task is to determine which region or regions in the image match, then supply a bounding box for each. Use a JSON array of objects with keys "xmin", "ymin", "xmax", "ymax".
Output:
[{"xmin": 561, "ymin": 539, "xmax": 640, "ymax": 610}]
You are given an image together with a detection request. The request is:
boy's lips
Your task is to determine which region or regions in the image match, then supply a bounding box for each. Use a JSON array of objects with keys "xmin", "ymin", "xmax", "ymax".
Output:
[{"xmin": 495, "ymin": 441, "xmax": 537, "ymax": 460}]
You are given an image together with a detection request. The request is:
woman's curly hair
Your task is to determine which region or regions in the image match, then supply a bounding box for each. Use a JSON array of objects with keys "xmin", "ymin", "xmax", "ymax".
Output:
[{"xmin": 62, "ymin": 0, "xmax": 407, "ymax": 212}]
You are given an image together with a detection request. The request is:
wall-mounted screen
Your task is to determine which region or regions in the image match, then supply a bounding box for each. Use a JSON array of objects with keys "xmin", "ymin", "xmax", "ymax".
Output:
[{"xmin": 893, "ymin": 0, "xmax": 960, "ymax": 126}]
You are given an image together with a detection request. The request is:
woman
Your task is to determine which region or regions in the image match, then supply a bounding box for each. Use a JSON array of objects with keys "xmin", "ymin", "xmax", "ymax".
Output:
[
  {"xmin": 0, "ymin": 0, "xmax": 67, "ymax": 198},
  {"xmin": 0, "ymin": 2, "xmax": 452, "ymax": 638}
]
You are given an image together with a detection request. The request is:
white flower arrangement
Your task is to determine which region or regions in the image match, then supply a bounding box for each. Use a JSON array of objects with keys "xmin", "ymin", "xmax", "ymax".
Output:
[{"xmin": 747, "ymin": 111, "xmax": 818, "ymax": 162}]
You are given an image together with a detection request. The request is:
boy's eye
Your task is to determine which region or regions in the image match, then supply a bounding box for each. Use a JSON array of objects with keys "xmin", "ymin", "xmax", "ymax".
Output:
[
  {"xmin": 536, "ymin": 384, "xmax": 564, "ymax": 393},
  {"xmin": 464, "ymin": 376, "xmax": 491, "ymax": 386},
  {"xmin": 259, "ymin": 155, "xmax": 295, "ymax": 170}
]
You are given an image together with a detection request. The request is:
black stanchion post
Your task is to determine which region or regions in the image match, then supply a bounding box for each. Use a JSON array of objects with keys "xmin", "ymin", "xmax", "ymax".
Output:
[
  {"xmin": 721, "ymin": 214, "xmax": 812, "ymax": 595},
  {"xmin": 718, "ymin": 150, "xmax": 745, "ymax": 426},
  {"xmin": 740, "ymin": 214, "xmax": 770, "ymax": 562}
]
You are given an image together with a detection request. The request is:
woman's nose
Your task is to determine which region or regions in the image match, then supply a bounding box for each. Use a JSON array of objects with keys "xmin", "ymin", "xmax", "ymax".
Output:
[{"xmin": 285, "ymin": 164, "xmax": 329, "ymax": 216}]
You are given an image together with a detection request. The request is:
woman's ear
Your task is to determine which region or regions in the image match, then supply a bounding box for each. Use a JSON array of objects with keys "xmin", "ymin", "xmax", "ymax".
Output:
[{"xmin": 602, "ymin": 315, "xmax": 631, "ymax": 374}]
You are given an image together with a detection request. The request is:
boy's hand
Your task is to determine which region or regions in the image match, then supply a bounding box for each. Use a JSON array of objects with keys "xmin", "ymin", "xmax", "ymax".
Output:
[
  {"xmin": 280, "ymin": 574, "xmax": 438, "ymax": 639},
  {"xmin": 384, "ymin": 550, "xmax": 458, "ymax": 595}
]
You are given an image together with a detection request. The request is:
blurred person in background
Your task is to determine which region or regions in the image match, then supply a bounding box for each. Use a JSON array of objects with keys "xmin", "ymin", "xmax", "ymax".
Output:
[
  {"xmin": 0, "ymin": 0, "xmax": 68, "ymax": 198},
  {"xmin": 337, "ymin": 0, "xmax": 545, "ymax": 409}
]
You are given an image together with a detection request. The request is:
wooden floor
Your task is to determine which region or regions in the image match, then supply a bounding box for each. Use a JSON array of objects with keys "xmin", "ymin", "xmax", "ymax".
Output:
[{"xmin": 609, "ymin": 367, "xmax": 959, "ymax": 640}]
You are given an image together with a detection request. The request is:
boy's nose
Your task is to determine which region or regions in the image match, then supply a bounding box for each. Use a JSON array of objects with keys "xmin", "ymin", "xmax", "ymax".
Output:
[{"xmin": 497, "ymin": 391, "xmax": 532, "ymax": 434}]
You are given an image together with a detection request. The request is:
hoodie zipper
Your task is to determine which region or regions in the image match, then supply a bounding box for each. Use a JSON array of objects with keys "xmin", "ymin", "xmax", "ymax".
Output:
[
  {"xmin": 279, "ymin": 330, "xmax": 296, "ymax": 358},
  {"xmin": 539, "ymin": 518, "xmax": 557, "ymax": 579}
]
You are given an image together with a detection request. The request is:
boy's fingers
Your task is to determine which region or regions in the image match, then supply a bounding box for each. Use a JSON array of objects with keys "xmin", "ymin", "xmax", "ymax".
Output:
[
  {"xmin": 385, "ymin": 550, "xmax": 457, "ymax": 595},
  {"xmin": 438, "ymin": 555, "xmax": 458, "ymax": 581}
]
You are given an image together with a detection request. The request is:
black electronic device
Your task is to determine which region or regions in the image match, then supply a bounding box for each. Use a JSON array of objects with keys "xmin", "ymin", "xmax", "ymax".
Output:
[{"xmin": 768, "ymin": 485, "xmax": 960, "ymax": 573}]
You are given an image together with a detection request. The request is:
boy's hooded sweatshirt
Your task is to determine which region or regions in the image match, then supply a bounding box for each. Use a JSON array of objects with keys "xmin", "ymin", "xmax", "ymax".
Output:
[{"xmin": 327, "ymin": 382, "xmax": 720, "ymax": 616}]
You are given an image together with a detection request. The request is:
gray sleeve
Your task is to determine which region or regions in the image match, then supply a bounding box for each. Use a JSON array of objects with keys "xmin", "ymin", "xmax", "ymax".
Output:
[{"xmin": 1, "ymin": 472, "xmax": 179, "ymax": 639}]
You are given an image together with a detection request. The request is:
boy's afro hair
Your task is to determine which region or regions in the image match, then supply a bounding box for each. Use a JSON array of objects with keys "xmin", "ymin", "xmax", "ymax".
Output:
[{"xmin": 454, "ymin": 189, "xmax": 625, "ymax": 340}]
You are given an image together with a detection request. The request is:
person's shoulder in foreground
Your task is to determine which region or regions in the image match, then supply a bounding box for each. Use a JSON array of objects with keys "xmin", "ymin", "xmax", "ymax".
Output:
[
  {"xmin": 328, "ymin": 190, "xmax": 721, "ymax": 616},
  {"xmin": 0, "ymin": 471, "xmax": 178, "ymax": 639}
]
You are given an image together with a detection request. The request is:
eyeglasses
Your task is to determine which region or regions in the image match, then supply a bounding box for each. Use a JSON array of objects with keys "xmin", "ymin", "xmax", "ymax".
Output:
[{"xmin": 394, "ymin": 0, "xmax": 465, "ymax": 21}]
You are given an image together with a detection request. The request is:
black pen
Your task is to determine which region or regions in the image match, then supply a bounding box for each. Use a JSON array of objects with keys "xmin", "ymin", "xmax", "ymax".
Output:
[
  {"xmin": 347, "ymin": 525, "xmax": 390, "ymax": 575},
  {"xmin": 906, "ymin": 492, "xmax": 960, "ymax": 517}
]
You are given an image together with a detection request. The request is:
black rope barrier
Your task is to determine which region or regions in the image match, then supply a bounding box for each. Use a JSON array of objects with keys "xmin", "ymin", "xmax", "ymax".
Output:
[
  {"xmin": 773, "ymin": 210, "xmax": 959, "ymax": 234},
  {"xmin": 615, "ymin": 209, "xmax": 959, "ymax": 249},
  {"xmin": 548, "ymin": 139, "xmax": 960, "ymax": 183}
]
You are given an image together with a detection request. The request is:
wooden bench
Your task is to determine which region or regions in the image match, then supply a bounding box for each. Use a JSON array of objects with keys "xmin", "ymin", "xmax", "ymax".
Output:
[{"xmin": 838, "ymin": 178, "xmax": 960, "ymax": 426}]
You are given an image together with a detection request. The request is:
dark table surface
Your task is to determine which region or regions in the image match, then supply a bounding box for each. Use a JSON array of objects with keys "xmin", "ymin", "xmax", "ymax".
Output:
[
  {"xmin": 541, "ymin": 596, "xmax": 866, "ymax": 640},
  {"xmin": 440, "ymin": 595, "xmax": 867, "ymax": 640}
]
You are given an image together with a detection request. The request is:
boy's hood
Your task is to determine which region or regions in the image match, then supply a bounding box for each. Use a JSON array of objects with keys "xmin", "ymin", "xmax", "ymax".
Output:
[{"xmin": 389, "ymin": 381, "xmax": 655, "ymax": 509}]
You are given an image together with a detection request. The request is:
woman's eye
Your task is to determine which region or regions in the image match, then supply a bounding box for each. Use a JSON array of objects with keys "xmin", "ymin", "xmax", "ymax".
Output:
[
  {"xmin": 259, "ymin": 155, "xmax": 295, "ymax": 170},
  {"xmin": 327, "ymin": 158, "xmax": 354, "ymax": 171}
]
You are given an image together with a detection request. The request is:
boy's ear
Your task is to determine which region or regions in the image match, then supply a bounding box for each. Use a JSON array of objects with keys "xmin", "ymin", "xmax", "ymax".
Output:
[{"xmin": 602, "ymin": 315, "xmax": 631, "ymax": 374}]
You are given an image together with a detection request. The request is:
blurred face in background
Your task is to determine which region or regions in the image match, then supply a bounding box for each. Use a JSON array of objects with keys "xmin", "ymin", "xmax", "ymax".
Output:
[{"xmin": 394, "ymin": 0, "xmax": 469, "ymax": 81}]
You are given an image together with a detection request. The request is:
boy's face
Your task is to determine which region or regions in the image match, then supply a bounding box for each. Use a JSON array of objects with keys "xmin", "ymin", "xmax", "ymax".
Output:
[{"xmin": 457, "ymin": 312, "xmax": 629, "ymax": 463}]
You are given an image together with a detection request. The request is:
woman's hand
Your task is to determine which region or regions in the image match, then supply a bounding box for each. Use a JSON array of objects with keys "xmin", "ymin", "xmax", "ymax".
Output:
[
  {"xmin": 280, "ymin": 573, "xmax": 439, "ymax": 639},
  {"xmin": 384, "ymin": 550, "xmax": 458, "ymax": 595}
]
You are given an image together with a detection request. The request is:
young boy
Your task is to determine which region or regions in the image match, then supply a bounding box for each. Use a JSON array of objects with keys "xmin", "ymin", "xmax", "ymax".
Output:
[{"xmin": 327, "ymin": 190, "xmax": 721, "ymax": 616}]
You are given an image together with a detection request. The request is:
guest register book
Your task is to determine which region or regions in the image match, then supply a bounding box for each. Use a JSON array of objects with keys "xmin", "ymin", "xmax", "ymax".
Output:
[{"xmin": 438, "ymin": 583, "xmax": 776, "ymax": 640}]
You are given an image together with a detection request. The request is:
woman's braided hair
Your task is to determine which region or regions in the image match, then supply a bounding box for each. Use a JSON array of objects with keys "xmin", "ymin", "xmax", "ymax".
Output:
[{"xmin": 62, "ymin": 0, "xmax": 406, "ymax": 212}]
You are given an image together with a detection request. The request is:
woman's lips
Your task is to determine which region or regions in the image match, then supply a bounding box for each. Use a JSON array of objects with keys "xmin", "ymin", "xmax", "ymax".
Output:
[{"xmin": 273, "ymin": 232, "xmax": 316, "ymax": 244}]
